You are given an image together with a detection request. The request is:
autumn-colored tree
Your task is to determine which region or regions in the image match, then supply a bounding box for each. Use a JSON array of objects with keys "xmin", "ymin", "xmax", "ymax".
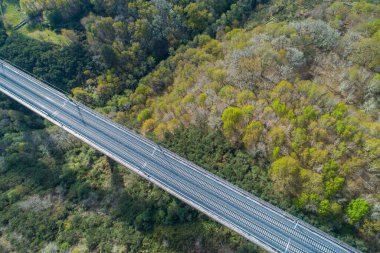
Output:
[
  {"xmin": 270, "ymin": 156, "xmax": 301, "ymax": 197},
  {"xmin": 243, "ymin": 120, "xmax": 264, "ymax": 150}
]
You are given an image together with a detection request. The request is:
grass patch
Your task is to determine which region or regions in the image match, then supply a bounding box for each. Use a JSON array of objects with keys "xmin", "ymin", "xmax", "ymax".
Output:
[
  {"xmin": 2, "ymin": 0, "xmax": 24, "ymax": 28},
  {"xmin": 1, "ymin": 0, "xmax": 71, "ymax": 46},
  {"xmin": 26, "ymin": 29, "xmax": 71, "ymax": 46}
]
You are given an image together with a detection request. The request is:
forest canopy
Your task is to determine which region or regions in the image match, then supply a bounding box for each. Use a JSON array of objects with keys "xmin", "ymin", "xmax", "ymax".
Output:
[{"xmin": 0, "ymin": 0, "xmax": 379, "ymax": 252}]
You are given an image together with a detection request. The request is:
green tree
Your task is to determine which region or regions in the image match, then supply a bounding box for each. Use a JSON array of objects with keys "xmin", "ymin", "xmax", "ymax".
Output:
[
  {"xmin": 325, "ymin": 177, "xmax": 345, "ymax": 197},
  {"xmin": 271, "ymin": 100, "xmax": 288, "ymax": 116},
  {"xmin": 304, "ymin": 106, "xmax": 318, "ymax": 121},
  {"xmin": 185, "ymin": 3, "xmax": 213, "ymax": 34},
  {"xmin": 243, "ymin": 120, "xmax": 263, "ymax": 149},
  {"xmin": 331, "ymin": 103, "xmax": 348, "ymax": 119},
  {"xmin": 267, "ymin": 127, "xmax": 286, "ymax": 147},
  {"xmin": 270, "ymin": 156, "xmax": 301, "ymax": 197},
  {"xmin": 291, "ymin": 128, "xmax": 308, "ymax": 150},
  {"xmin": 0, "ymin": 21, "xmax": 7, "ymax": 47},
  {"xmin": 137, "ymin": 108, "xmax": 153, "ymax": 123},
  {"xmin": 72, "ymin": 87, "xmax": 93, "ymax": 104},
  {"xmin": 346, "ymin": 199, "xmax": 371, "ymax": 223},
  {"xmin": 221, "ymin": 107, "xmax": 244, "ymax": 137},
  {"xmin": 318, "ymin": 199, "xmax": 331, "ymax": 216}
]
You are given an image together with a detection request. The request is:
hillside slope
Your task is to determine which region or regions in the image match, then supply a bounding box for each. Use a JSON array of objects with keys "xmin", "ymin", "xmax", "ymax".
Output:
[
  {"xmin": 101, "ymin": 1, "xmax": 380, "ymax": 251},
  {"xmin": 0, "ymin": 0, "xmax": 379, "ymax": 252}
]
